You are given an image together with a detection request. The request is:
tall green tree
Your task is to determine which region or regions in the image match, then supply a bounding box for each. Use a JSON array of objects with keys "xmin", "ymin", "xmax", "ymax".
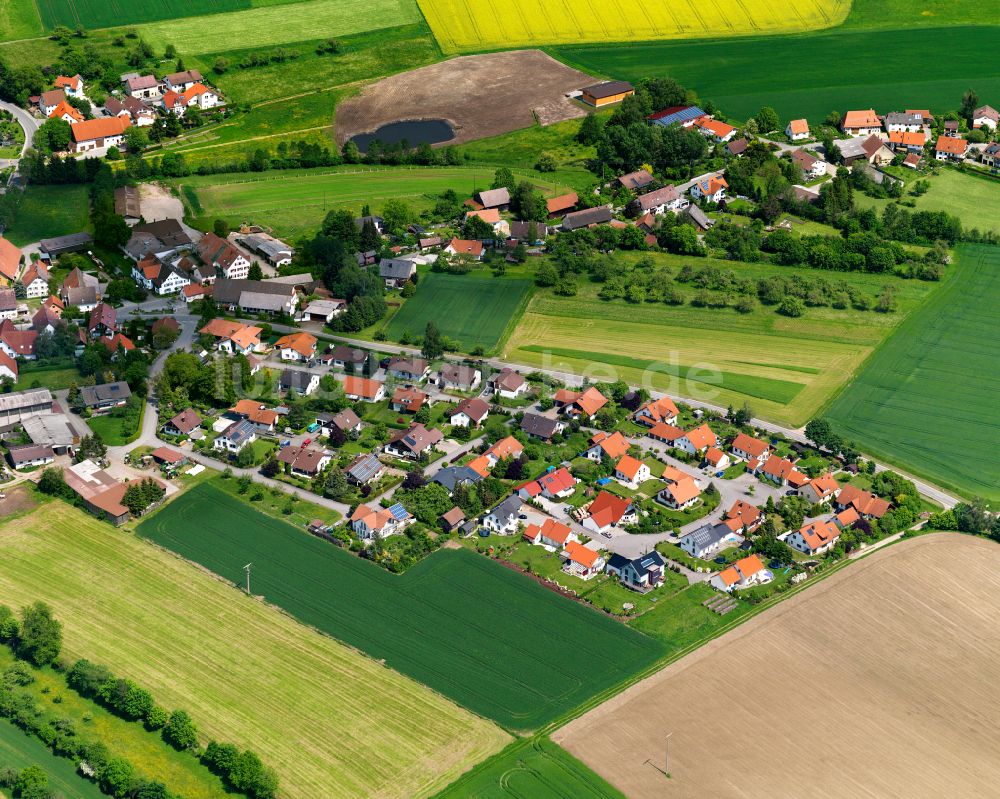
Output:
[{"xmin": 17, "ymin": 602, "xmax": 62, "ymax": 666}]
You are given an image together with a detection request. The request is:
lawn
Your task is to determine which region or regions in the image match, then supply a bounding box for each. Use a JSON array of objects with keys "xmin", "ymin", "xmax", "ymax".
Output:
[
  {"xmin": 2, "ymin": 184, "xmax": 90, "ymax": 247},
  {"xmin": 35, "ymin": 0, "xmax": 247, "ymax": 30},
  {"xmin": 0, "ymin": 499, "xmax": 505, "ymax": 799},
  {"xmin": 827, "ymin": 243, "xmax": 1000, "ymax": 502},
  {"xmin": 86, "ymin": 403, "xmax": 143, "ymax": 447},
  {"xmin": 174, "ymin": 166, "xmax": 574, "ymax": 240},
  {"xmin": 385, "ymin": 272, "xmax": 534, "ymax": 352},
  {"xmin": 15, "ymin": 360, "xmax": 81, "ymax": 391},
  {"xmin": 137, "ymin": 482, "xmax": 666, "ymax": 731},
  {"xmin": 0, "ymin": 646, "xmax": 230, "ymax": 799},
  {"xmin": 0, "ymin": 718, "xmax": 105, "ymax": 799},
  {"xmin": 855, "ymin": 169, "xmax": 1000, "ymax": 238},
  {"xmin": 505, "ymin": 252, "xmax": 938, "ymax": 426},
  {"xmin": 553, "ymin": 25, "xmax": 1000, "ymax": 124},
  {"xmin": 421, "ymin": 0, "xmax": 849, "ymax": 52},
  {"xmin": 433, "ymin": 737, "xmax": 625, "ymax": 799},
  {"xmin": 628, "ymin": 582, "xmax": 753, "ymax": 650}
]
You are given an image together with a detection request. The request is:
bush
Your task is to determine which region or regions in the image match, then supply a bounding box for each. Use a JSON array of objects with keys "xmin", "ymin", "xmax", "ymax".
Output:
[{"xmin": 163, "ymin": 709, "xmax": 199, "ymax": 751}]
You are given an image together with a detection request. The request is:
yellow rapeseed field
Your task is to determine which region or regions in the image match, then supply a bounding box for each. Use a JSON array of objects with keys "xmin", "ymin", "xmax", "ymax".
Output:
[{"xmin": 419, "ymin": 0, "xmax": 850, "ymax": 53}]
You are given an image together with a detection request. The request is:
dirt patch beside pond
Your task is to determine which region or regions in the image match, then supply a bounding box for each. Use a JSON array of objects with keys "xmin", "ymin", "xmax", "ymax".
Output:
[{"xmin": 335, "ymin": 49, "xmax": 596, "ymax": 146}]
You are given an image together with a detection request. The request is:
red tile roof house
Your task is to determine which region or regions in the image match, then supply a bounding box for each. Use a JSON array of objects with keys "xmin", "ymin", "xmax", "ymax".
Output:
[
  {"xmin": 557, "ymin": 386, "xmax": 608, "ymax": 419},
  {"xmin": 722, "ymin": 499, "xmax": 763, "ymax": 534},
  {"xmin": 799, "ymin": 473, "xmax": 841, "ymax": 505},
  {"xmin": 841, "ymin": 109, "xmax": 882, "ymax": 137},
  {"xmin": 444, "ymin": 238, "xmax": 484, "ymax": 260},
  {"xmin": 390, "ymin": 386, "xmax": 428, "ymax": 414},
  {"xmin": 343, "ymin": 376, "xmax": 385, "ymax": 402},
  {"xmin": 615, "ymin": 454, "xmax": 650, "ymax": 487},
  {"xmin": 582, "ymin": 491, "xmax": 636, "ymax": 535},
  {"xmin": 274, "ymin": 331, "xmax": 318, "ymax": 362},
  {"xmin": 934, "ymin": 135, "xmax": 968, "ymax": 162},
  {"xmin": 449, "ymin": 397, "xmax": 489, "ymax": 428},
  {"xmin": 585, "ymin": 430, "xmax": 631, "ymax": 462},
  {"xmin": 351, "ymin": 503, "xmax": 413, "ymax": 541},
  {"xmin": 562, "ymin": 540, "xmax": 606, "ymax": 580},
  {"xmin": 524, "ymin": 518, "xmax": 578, "ymax": 550},
  {"xmin": 730, "ymin": 432, "xmax": 770, "ymax": 462},
  {"xmin": 787, "ymin": 519, "xmax": 841, "ymax": 556},
  {"xmin": 484, "ymin": 435, "xmax": 523, "ymax": 466},
  {"xmin": 655, "ymin": 465, "xmax": 702, "ymax": 510},
  {"xmin": 835, "ymin": 484, "xmax": 891, "ymax": 520},
  {"xmin": 162, "ymin": 408, "xmax": 202, "ymax": 438},
  {"xmin": 490, "ymin": 367, "xmax": 528, "ymax": 399},
  {"xmin": 276, "ymin": 445, "xmax": 332, "ymax": 478},
  {"xmin": 710, "ymin": 553, "xmax": 771, "ymax": 592},
  {"xmin": 786, "ymin": 118, "xmax": 810, "ymax": 141},
  {"xmin": 536, "ymin": 466, "xmax": 578, "ymax": 499},
  {"xmin": 755, "ymin": 454, "xmax": 808, "ymax": 488},
  {"xmin": 634, "ymin": 396, "xmax": 679, "ymax": 427},
  {"xmin": 676, "ymin": 423, "xmax": 717, "ymax": 456},
  {"xmin": 384, "ymin": 423, "xmax": 443, "ymax": 460}
]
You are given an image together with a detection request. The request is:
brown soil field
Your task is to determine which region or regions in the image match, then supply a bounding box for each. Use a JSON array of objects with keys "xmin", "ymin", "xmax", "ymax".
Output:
[
  {"xmin": 555, "ymin": 533, "xmax": 1000, "ymax": 799},
  {"xmin": 335, "ymin": 50, "xmax": 595, "ymax": 145}
]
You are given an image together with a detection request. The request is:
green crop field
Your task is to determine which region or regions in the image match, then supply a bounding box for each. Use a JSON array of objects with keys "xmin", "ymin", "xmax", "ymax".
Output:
[
  {"xmin": 855, "ymin": 169, "xmax": 1000, "ymax": 238},
  {"xmin": 0, "ymin": 499, "xmax": 506, "ymax": 799},
  {"xmin": 434, "ymin": 737, "xmax": 625, "ymax": 799},
  {"xmin": 2, "ymin": 185, "xmax": 90, "ymax": 247},
  {"xmin": 386, "ymin": 272, "xmax": 534, "ymax": 352},
  {"xmin": 175, "ymin": 166, "xmax": 574, "ymax": 240},
  {"xmin": 505, "ymin": 252, "xmax": 938, "ymax": 427},
  {"xmin": 137, "ymin": 482, "xmax": 665, "ymax": 731},
  {"xmin": 828, "ymin": 244, "xmax": 1000, "ymax": 502},
  {"xmin": 0, "ymin": 718, "xmax": 106, "ymax": 798},
  {"xmin": 553, "ymin": 25, "xmax": 1000, "ymax": 124},
  {"xmin": 35, "ymin": 0, "xmax": 248, "ymax": 31}
]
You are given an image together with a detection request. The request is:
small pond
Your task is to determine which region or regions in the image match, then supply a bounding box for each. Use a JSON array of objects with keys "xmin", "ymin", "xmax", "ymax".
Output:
[{"xmin": 350, "ymin": 119, "xmax": 455, "ymax": 153}]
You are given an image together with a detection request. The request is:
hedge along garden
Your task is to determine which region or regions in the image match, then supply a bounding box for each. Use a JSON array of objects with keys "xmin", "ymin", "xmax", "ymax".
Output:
[{"xmin": 137, "ymin": 482, "xmax": 665, "ymax": 731}]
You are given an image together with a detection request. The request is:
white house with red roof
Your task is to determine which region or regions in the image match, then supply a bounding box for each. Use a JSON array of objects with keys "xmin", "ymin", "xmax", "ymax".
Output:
[
  {"xmin": 21, "ymin": 263, "xmax": 49, "ymax": 299},
  {"xmin": 786, "ymin": 118, "xmax": 810, "ymax": 141},
  {"xmin": 755, "ymin": 454, "xmax": 808, "ymax": 488},
  {"xmin": 524, "ymin": 518, "xmax": 577, "ymax": 550},
  {"xmin": 562, "ymin": 541, "xmax": 605, "ymax": 580},
  {"xmin": 537, "ymin": 466, "xmax": 577, "ymax": 499},
  {"xmin": 614, "ymin": 454, "xmax": 649, "ymax": 487},
  {"xmin": 634, "ymin": 396, "xmax": 679, "ymax": 427},
  {"xmin": 788, "ymin": 519, "xmax": 840, "ymax": 556},
  {"xmin": 585, "ymin": 430, "xmax": 631, "ymax": 462},
  {"xmin": 722, "ymin": 499, "xmax": 763, "ymax": 534},
  {"xmin": 800, "ymin": 473, "xmax": 841, "ymax": 505},
  {"xmin": 689, "ymin": 175, "xmax": 728, "ymax": 203},
  {"xmin": 730, "ymin": 432, "xmax": 770, "ymax": 462},
  {"xmin": 677, "ymin": 423, "xmax": 717, "ymax": 456},
  {"xmin": 710, "ymin": 553, "xmax": 771, "ymax": 592},
  {"xmin": 695, "ymin": 117, "xmax": 737, "ymax": 143},
  {"xmin": 583, "ymin": 491, "xmax": 636, "ymax": 535},
  {"xmin": 54, "ymin": 74, "xmax": 84, "ymax": 98},
  {"xmin": 656, "ymin": 465, "xmax": 701, "ymax": 510}
]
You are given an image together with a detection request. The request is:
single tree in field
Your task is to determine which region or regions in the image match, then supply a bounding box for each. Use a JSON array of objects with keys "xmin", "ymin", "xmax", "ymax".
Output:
[
  {"xmin": 422, "ymin": 321, "xmax": 444, "ymax": 361},
  {"xmin": 960, "ymin": 89, "xmax": 979, "ymax": 123},
  {"xmin": 755, "ymin": 106, "xmax": 779, "ymax": 135}
]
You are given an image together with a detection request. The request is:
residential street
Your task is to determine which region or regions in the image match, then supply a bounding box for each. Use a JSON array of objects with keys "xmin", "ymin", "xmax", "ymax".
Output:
[
  {"xmin": 0, "ymin": 99, "xmax": 39, "ymax": 171},
  {"xmin": 111, "ymin": 294, "xmax": 960, "ymax": 513}
]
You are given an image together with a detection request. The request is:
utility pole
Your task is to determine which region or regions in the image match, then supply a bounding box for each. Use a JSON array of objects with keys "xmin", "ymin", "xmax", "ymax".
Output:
[
  {"xmin": 243, "ymin": 563, "xmax": 252, "ymax": 595},
  {"xmin": 664, "ymin": 732, "xmax": 672, "ymax": 776}
]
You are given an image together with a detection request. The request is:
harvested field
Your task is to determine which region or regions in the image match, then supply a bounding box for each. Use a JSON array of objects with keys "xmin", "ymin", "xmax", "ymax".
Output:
[
  {"xmin": 555, "ymin": 534, "xmax": 1000, "ymax": 799},
  {"xmin": 336, "ymin": 50, "xmax": 595, "ymax": 147}
]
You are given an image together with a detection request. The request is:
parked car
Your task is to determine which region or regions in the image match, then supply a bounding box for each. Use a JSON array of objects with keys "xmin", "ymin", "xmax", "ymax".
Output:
[{"xmin": 280, "ymin": 439, "xmax": 291, "ymax": 448}]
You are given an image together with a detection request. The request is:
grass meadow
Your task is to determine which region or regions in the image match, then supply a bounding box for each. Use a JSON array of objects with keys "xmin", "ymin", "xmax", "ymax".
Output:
[
  {"xmin": 385, "ymin": 272, "xmax": 534, "ymax": 352},
  {"xmin": 2, "ymin": 184, "xmax": 91, "ymax": 247},
  {"xmin": 855, "ymin": 169, "xmax": 1000, "ymax": 238},
  {"xmin": 175, "ymin": 166, "xmax": 575, "ymax": 239},
  {"xmin": 420, "ymin": 0, "xmax": 849, "ymax": 52},
  {"xmin": 828, "ymin": 244, "xmax": 1000, "ymax": 502},
  {"xmin": 505, "ymin": 252, "xmax": 938, "ymax": 426},
  {"xmin": 553, "ymin": 25, "xmax": 1000, "ymax": 123},
  {"xmin": 0, "ymin": 497, "xmax": 506, "ymax": 799},
  {"xmin": 137, "ymin": 482, "xmax": 665, "ymax": 731},
  {"xmin": 0, "ymin": 0, "xmax": 44, "ymax": 40}
]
